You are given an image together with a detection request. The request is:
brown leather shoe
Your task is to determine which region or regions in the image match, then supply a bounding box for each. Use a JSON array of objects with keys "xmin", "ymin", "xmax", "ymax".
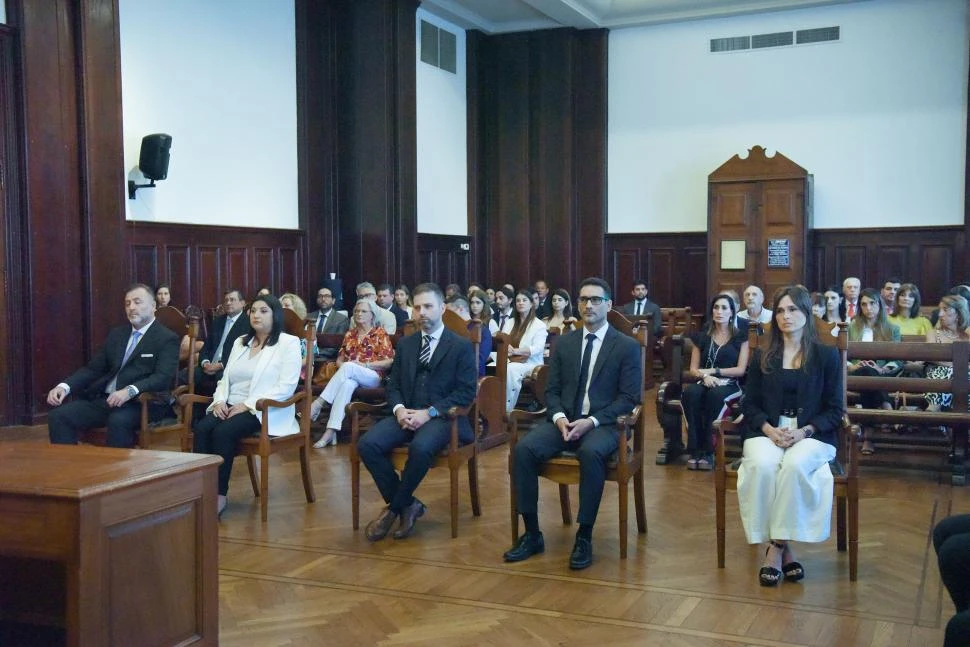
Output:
[
  {"xmin": 392, "ymin": 499, "xmax": 426, "ymax": 539},
  {"xmin": 365, "ymin": 507, "xmax": 398, "ymax": 542}
]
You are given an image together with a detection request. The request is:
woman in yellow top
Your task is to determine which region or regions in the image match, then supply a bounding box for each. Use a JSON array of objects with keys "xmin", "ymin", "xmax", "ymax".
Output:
[{"xmin": 888, "ymin": 283, "xmax": 933, "ymax": 337}]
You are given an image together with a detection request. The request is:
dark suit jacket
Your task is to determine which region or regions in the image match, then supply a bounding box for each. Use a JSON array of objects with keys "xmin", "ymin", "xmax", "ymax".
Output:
[
  {"xmin": 536, "ymin": 298, "xmax": 553, "ymax": 321},
  {"xmin": 200, "ymin": 312, "xmax": 249, "ymax": 367},
  {"xmin": 742, "ymin": 343, "xmax": 844, "ymax": 447},
  {"xmin": 308, "ymin": 308, "xmax": 350, "ymax": 335},
  {"xmin": 65, "ymin": 320, "xmax": 180, "ymax": 399},
  {"xmin": 389, "ymin": 303, "xmax": 409, "ymax": 329},
  {"xmin": 621, "ymin": 298, "xmax": 663, "ymax": 337},
  {"xmin": 386, "ymin": 327, "xmax": 478, "ymax": 435},
  {"xmin": 545, "ymin": 325, "xmax": 642, "ymax": 426}
]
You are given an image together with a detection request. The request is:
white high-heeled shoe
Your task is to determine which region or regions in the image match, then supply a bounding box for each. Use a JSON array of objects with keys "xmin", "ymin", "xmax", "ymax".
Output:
[{"xmin": 313, "ymin": 430, "xmax": 338, "ymax": 448}]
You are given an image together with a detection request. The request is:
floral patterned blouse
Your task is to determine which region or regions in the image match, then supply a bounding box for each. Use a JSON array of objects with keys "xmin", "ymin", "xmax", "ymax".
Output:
[{"xmin": 339, "ymin": 326, "xmax": 394, "ymax": 373}]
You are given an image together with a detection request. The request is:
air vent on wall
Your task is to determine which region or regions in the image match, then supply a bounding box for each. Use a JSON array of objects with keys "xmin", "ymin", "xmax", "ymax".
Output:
[
  {"xmin": 421, "ymin": 20, "xmax": 457, "ymax": 74},
  {"xmin": 710, "ymin": 25, "xmax": 839, "ymax": 53}
]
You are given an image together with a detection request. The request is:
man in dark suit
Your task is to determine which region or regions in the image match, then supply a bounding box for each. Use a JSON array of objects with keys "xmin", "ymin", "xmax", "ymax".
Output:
[
  {"xmin": 195, "ymin": 288, "xmax": 249, "ymax": 393},
  {"xmin": 534, "ymin": 279, "xmax": 553, "ymax": 320},
  {"xmin": 308, "ymin": 285, "xmax": 350, "ymax": 359},
  {"xmin": 621, "ymin": 278, "xmax": 663, "ymax": 338},
  {"xmin": 377, "ymin": 283, "xmax": 409, "ymax": 330},
  {"xmin": 505, "ymin": 277, "xmax": 641, "ymax": 570},
  {"xmin": 357, "ymin": 282, "xmax": 478, "ymax": 541},
  {"xmin": 47, "ymin": 283, "xmax": 180, "ymax": 447}
]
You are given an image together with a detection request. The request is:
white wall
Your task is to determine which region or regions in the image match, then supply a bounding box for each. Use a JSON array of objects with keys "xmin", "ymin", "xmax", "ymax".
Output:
[
  {"xmin": 608, "ymin": 0, "xmax": 968, "ymax": 233},
  {"xmin": 416, "ymin": 9, "xmax": 468, "ymax": 235},
  {"xmin": 120, "ymin": 0, "xmax": 298, "ymax": 229},
  {"xmin": 0, "ymin": 2, "xmax": 6, "ymax": 24}
]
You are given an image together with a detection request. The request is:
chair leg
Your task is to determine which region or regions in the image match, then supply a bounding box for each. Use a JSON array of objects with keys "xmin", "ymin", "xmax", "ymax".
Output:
[
  {"xmin": 618, "ymin": 481, "xmax": 629, "ymax": 559},
  {"xmin": 300, "ymin": 445, "xmax": 316, "ymax": 503},
  {"xmin": 450, "ymin": 464, "xmax": 459, "ymax": 539},
  {"xmin": 260, "ymin": 454, "xmax": 269, "ymax": 523},
  {"xmin": 836, "ymin": 496, "xmax": 847, "ymax": 552},
  {"xmin": 715, "ymin": 480, "xmax": 726, "ymax": 569},
  {"xmin": 559, "ymin": 484, "xmax": 572, "ymax": 525},
  {"xmin": 634, "ymin": 468, "xmax": 647, "ymax": 535},
  {"xmin": 247, "ymin": 456, "xmax": 260, "ymax": 497},
  {"xmin": 351, "ymin": 454, "xmax": 360, "ymax": 530},
  {"xmin": 848, "ymin": 484, "xmax": 859, "ymax": 582},
  {"xmin": 468, "ymin": 456, "xmax": 481, "ymax": 517},
  {"xmin": 510, "ymin": 461, "xmax": 519, "ymax": 542}
]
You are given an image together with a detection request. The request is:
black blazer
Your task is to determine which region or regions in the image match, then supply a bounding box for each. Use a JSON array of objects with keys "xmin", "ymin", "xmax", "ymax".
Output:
[
  {"xmin": 386, "ymin": 327, "xmax": 478, "ymax": 435},
  {"xmin": 620, "ymin": 298, "xmax": 663, "ymax": 337},
  {"xmin": 742, "ymin": 343, "xmax": 844, "ymax": 447},
  {"xmin": 200, "ymin": 313, "xmax": 249, "ymax": 366},
  {"xmin": 545, "ymin": 325, "xmax": 642, "ymax": 426},
  {"xmin": 66, "ymin": 321, "xmax": 180, "ymax": 398}
]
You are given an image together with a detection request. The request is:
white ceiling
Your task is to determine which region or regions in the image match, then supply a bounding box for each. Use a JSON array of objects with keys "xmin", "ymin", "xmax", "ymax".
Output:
[{"xmin": 420, "ymin": 0, "xmax": 869, "ymax": 33}]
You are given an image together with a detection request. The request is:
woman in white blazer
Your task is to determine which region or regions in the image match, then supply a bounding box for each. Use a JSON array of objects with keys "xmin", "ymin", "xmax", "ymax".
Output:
[
  {"xmin": 505, "ymin": 289, "xmax": 548, "ymax": 411},
  {"xmin": 193, "ymin": 294, "xmax": 302, "ymax": 517}
]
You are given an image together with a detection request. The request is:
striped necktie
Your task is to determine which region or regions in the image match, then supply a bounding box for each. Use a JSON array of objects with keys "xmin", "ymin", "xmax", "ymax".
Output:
[{"xmin": 419, "ymin": 335, "xmax": 432, "ymax": 367}]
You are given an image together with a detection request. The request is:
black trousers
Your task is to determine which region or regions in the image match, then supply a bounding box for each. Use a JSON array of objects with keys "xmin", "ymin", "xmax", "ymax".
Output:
[
  {"xmin": 513, "ymin": 421, "xmax": 619, "ymax": 527},
  {"xmin": 48, "ymin": 397, "xmax": 141, "ymax": 448},
  {"xmin": 357, "ymin": 415, "xmax": 473, "ymax": 513},
  {"xmin": 849, "ymin": 365, "xmax": 891, "ymax": 408},
  {"xmin": 682, "ymin": 382, "xmax": 737, "ymax": 453},
  {"xmin": 193, "ymin": 411, "xmax": 261, "ymax": 495},
  {"xmin": 934, "ymin": 514, "xmax": 970, "ymax": 647}
]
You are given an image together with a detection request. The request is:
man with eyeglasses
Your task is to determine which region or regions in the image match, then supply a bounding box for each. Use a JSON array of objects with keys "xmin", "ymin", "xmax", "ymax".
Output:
[
  {"xmin": 356, "ymin": 281, "xmax": 397, "ymax": 334},
  {"xmin": 505, "ymin": 277, "xmax": 642, "ymax": 570}
]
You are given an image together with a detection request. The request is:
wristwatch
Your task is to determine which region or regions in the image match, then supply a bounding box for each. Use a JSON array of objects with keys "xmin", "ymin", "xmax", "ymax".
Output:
[
  {"xmin": 428, "ymin": 406, "xmax": 439, "ymax": 419},
  {"xmin": 714, "ymin": 368, "xmax": 721, "ymax": 378},
  {"xmin": 126, "ymin": 385, "xmax": 138, "ymax": 400}
]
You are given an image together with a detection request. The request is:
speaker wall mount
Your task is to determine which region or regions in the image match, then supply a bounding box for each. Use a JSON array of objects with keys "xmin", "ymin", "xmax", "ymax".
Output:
[{"xmin": 128, "ymin": 133, "xmax": 173, "ymax": 199}]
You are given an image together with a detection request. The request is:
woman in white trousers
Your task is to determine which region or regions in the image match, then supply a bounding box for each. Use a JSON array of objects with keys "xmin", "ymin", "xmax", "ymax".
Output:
[{"xmin": 504, "ymin": 289, "xmax": 547, "ymax": 412}]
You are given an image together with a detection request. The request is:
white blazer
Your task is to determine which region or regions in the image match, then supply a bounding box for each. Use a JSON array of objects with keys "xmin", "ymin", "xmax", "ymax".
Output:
[
  {"xmin": 209, "ymin": 332, "xmax": 303, "ymax": 437},
  {"xmin": 514, "ymin": 318, "xmax": 548, "ymax": 366}
]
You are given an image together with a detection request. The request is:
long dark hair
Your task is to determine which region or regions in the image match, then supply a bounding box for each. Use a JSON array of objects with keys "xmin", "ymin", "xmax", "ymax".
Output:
[
  {"xmin": 243, "ymin": 294, "xmax": 284, "ymax": 347},
  {"xmin": 821, "ymin": 284, "xmax": 845, "ymax": 323},
  {"xmin": 849, "ymin": 288, "xmax": 894, "ymax": 341},
  {"xmin": 547, "ymin": 288, "xmax": 573, "ymax": 319},
  {"xmin": 760, "ymin": 285, "xmax": 817, "ymax": 373},
  {"xmin": 510, "ymin": 289, "xmax": 538, "ymax": 347},
  {"xmin": 704, "ymin": 293, "xmax": 739, "ymax": 338},
  {"xmin": 894, "ymin": 283, "xmax": 922, "ymax": 319}
]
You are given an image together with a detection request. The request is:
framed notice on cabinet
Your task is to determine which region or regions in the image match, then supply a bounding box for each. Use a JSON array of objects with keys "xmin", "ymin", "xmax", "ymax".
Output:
[
  {"xmin": 720, "ymin": 240, "xmax": 746, "ymax": 270},
  {"xmin": 767, "ymin": 239, "xmax": 791, "ymax": 268}
]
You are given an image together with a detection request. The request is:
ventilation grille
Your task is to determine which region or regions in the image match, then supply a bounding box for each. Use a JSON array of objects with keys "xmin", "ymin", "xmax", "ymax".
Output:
[
  {"xmin": 711, "ymin": 25, "xmax": 839, "ymax": 53},
  {"xmin": 421, "ymin": 20, "xmax": 457, "ymax": 74}
]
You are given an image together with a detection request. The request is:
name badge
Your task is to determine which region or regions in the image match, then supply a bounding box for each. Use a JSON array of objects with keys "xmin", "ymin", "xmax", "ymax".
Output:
[{"xmin": 140, "ymin": 353, "xmax": 154, "ymax": 358}]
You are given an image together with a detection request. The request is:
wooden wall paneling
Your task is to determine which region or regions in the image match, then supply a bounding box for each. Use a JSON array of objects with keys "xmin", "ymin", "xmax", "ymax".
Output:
[
  {"xmin": 646, "ymin": 250, "xmax": 675, "ymax": 306},
  {"xmin": 610, "ymin": 249, "xmax": 640, "ymax": 302},
  {"xmin": 130, "ymin": 245, "xmax": 159, "ymax": 287},
  {"xmin": 810, "ymin": 246, "xmax": 827, "ymax": 293},
  {"xmin": 875, "ymin": 245, "xmax": 909, "ymax": 284},
  {"xmin": 604, "ymin": 233, "xmax": 707, "ymax": 313},
  {"xmin": 197, "ymin": 247, "xmax": 223, "ymax": 308},
  {"xmin": 417, "ymin": 234, "xmax": 471, "ymax": 288},
  {"xmin": 921, "ymin": 245, "xmax": 954, "ymax": 304},
  {"xmin": 165, "ymin": 246, "xmax": 191, "ymax": 308},
  {"xmin": 682, "ymin": 248, "xmax": 709, "ymax": 312},
  {"xmin": 466, "ymin": 30, "xmax": 483, "ymax": 283},
  {"xmin": 834, "ymin": 246, "xmax": 867, "ymax": 286},
  {"xmin": 253, "ymin": 248, "xmax": 275, "ymax": 296},
  {"xmin": 226, "ymin": 247, "xmax": 249, "ymax": 296},
  {"xmin": 278, "ymin": 247, "xmax": 301, "ymax": 294}
]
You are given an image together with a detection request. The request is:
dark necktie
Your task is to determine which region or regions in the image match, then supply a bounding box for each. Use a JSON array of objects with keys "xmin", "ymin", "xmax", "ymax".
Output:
[
  {"xmin": 635, "ymin": 301, "xmax": 642, "ymax": 316},
  {"xmin": 574, "ymin": 333, "xmax": 596, "ymax": 417},
  {"xmin": 498, "ymin": 314, "xmax": 507, "ymax": 331},
  {"xmin": 419, "ymin": 334, "xmax": 432, "ymax": 367},
  {"xmin": 317, "ymin": 313, "xmax": 327, "ymax": 333}
]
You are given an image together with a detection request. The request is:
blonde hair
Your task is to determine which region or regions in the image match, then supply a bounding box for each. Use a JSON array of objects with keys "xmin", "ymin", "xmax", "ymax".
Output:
[{"xmin": 279, "ymin": 293, "xmax": 308, "ymax": 319}]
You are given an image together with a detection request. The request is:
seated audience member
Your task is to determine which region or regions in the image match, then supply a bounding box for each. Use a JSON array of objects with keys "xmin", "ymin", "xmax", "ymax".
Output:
[
  {"xmin": 880, "ymin": 278, "xmax": 901, "ymax": 316},
  {"xmin": 934, "ymin": 514, "xmax": 970, "ymax": 647},
  {"xmin": 356, "ymin": 281, "xmax": 396, "ymax": 334},
  {"xmin": 505, "ymin": 289, "xmax": 548, "ymax": 411},
  {"xmin": 357, "ymin": 283, "xmax": 477, "ymax": 541},
  {"xmin": 485, "ymin": 287, "xmax": 496, "ymax": 304},
  {"xmin": 620, "ymin": 279, "xmax": 663, "ymax": 338},
  {"xmin": 280, "ymin": 292, "xmax": 308, "ymax": 320},
  {"xmin": 192, "ymin": 295, "xmax": 302, "ymax": 518},
  {"xmin": 682, "ymin": 293, "xmax": 749, "ymax": 470},
  {"xmin": 47, "ymin": 284, "xmax": 180, "ymax": 447},
  {"xmin": 842, "ymin": 277, "xmax": 861, "ymax": 320},
  {"xmin": 502, "ymin": 282, "xmax": 515, "ymax": 294},
  {"xmin": 256, "ymin": 286, "xmax": 272, "ymax": 297},
  {"xmin": 446, "ymin": 294, "xmax": 492, "ymax": 377},
  {"xmin": 738, "ymin": 285, "xmax": 773, "ymax": 325},
  {"xmin": 156, "ymin": 283, "xmax": 172, "ymax": 308},
  {"xmin": 543, "ymin": 288, "xmax": 576, "ymax": 332},
  {"xmin": 489, "ymin": 286, "xmax": 515, "ymax": 336},
  {"xmin": 504, "ymin": 277, "xmax": 641, "ymax": 570},
  {"xmin": 847, "ymin": 288, "xmax": 901, "ymax": 455},
  {"xmin": 739, "ymin": 286, "xmax": 844, "ymax": 587},
  {"xmin": 308, "ymin": 286, "xmax": 350, "ymax": 360},
  {"xmin": 310, "ymin": 299, "xmax": 394, "ymax": 449},
  {"xmin": 393, "ymin": 284, "xmax": 413, "ymax": 319},
  {"xmin": 445, "ymin": 283, "xmax": 463, "ymax": 299},
  {"xmin": 534, "ymin": 279, "xmax": 552, "ymax": 320},
  {"xmin": 197, "ymin": 289, "xmax": 249, "ymax": 393},
  {"xmin": 925, "ymin": 295, "xmax": 970, "ymax": 412},
  {"xmin": 810, "ymin": 292, "xmax": 825, "ymax": 318},
  {"xmin": 930, "ymin": 285, "xmax": 970, "ymax": 327},
  {"xmin": 468, "ymin": 288, "xmax": 490, "ymax": 323},
  {"xmin": 378, "ymin": 283, "xmax": 409, "ymax": 330},
  {"xmin": 467, "ymin": 282, "xmax": 483, "ymax": 295},
  {"xmin": 888, "ymin": 283, "xmax": 932, "ymax": 337},
  {"xmin": 821, "ymin": 284, "xmax": 846, "ymax": 335}
]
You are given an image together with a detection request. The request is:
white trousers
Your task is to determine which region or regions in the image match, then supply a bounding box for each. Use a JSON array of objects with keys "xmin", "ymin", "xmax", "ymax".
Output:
[
  {"xmin": 506, "ymin": 361, "xmax": 541, "ymax": 412},
  {"xmin": 321, "ymin": 362, "xmax": 381, "ymax": 431},
  {"xmin": 737, "ymin": 436, "xmax": 836, "ymax": 544}
]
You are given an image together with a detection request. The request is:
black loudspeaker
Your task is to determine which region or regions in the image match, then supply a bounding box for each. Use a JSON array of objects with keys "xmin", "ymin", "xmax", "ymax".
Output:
[{"xmin": 138, "ymin": 133, "xmax": 172, "ymax": 181}]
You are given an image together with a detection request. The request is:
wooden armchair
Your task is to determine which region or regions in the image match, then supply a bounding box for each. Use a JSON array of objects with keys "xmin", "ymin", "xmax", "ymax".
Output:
[
  {"xmin": 180, "ymin": 310, "xmax": 316, "ymax": 522},
  {"xmin": 507, "ymin": 325, "xmax": 649, "ymax": 558},
  {"xmin": 714, "ymin": 322, "xmax": 861, "ymax": 581},
  {"xmin": 348, "ymin": 310, "xmax": 483, "ymax": 538}
]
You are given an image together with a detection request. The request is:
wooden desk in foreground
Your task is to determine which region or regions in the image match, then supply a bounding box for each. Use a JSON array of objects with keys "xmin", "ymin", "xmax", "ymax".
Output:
[{"xmin": 0, "ymin": 442, "xmax": 222, "ymax": 647}]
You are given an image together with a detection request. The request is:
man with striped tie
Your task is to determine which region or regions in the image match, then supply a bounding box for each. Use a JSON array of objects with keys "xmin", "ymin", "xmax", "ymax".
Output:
[
  {"xmin": 357, "ymin": 282, "xmax": 478, "ymax": 541},
  {"xmin": 47, "ymin": 284, "xmax": 180, "ymax": 447}
]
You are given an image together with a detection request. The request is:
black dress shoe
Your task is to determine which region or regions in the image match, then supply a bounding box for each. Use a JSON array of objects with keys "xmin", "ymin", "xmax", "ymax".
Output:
[
  {"xmin": 392, "ymin": 499, "xmax": 426, "ymax": 539},
  {"xmin": 503, "ymin": 532, "xmax": 545, "ymax": 562},
  {"xmin": 365, "ymin": 507, "xmax": 398, "ymax": 542},
  {"xmin": 569, "ymin": 536, "xmax": 593, "ymax": 570}
]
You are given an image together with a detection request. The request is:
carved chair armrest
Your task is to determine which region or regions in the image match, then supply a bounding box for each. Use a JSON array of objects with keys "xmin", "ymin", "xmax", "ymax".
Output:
[
  {"xmin": 179, "ymin": 393, "xmax": 213, "ymax": 407},
  {"xmin": 255, "ymin": 392, "xmax": 305, "ymax": 411},
  {"xmin": 348, "ymin": 400, "xmax": 390, "ymax": 443},
  {"xmin": 508, "ymin": 408, "xmax": 547, "ymax": 447}
]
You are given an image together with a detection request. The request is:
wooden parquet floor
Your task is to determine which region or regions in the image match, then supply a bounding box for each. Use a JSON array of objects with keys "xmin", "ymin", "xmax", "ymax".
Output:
[{"xmin": 5, "ymin": 396, "xmax": 968, "ymax": 646}]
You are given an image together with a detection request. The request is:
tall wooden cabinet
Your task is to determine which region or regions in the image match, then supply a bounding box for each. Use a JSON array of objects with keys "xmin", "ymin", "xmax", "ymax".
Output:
[{"xmin": 707, "ymin": 146, "xmax": 813, "ymax": 302}]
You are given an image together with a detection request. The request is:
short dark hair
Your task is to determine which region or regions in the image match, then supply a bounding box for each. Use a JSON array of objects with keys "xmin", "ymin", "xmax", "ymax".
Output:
[
  {"xmin": 243, "ymin": 294, "xmax": 284, "ymax": 347},
  {"xmin": 223, "ymin": 288, "xmax": 244, "ymax": 301},
  {"xmin": 317, "ymin": 286, "xmax": 333, "ymax": 296},
  {"xmin": 377, "ymin": 283, "xmax": 393, "ymax": 293},
  {"xmin": 127, "ymin": 283, "xmax": 156, "ymax": 302},
  {"xmin": 413, "ymin": 282, "xmax": 445, "ymax": 303},
  {"xmin": 578, "ymin": 277, "xmax": 612, "ymax": 301},
  {"xmin": 496, "ymin": 286, "xmax": 515, "ymax": 302},
  {"xmin": 884, "ymin": 277, "xmax": 902, "ymax": 286},
  {"xmin": 632, "ymin": 278, "xmax": 647, "ymax": 289}
]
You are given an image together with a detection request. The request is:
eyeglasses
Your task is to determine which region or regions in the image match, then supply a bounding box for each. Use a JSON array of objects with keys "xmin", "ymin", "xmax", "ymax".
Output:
[{"xmin": 577, "ymin": 296, "xmax": 605, "ymax": 305}]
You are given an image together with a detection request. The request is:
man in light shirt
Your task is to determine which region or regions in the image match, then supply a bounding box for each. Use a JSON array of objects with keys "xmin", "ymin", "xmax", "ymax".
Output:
[{"xmin": 738, "ymin": 285, "xmax": 773, "ymax": 324}]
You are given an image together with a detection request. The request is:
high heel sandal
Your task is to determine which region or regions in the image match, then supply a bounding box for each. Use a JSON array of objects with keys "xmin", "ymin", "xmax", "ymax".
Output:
[
  {"xmin": 313, "ymin": 430, "xmax": 338, "ymax": 449},
  {"xmin": 759, "ymin": 540, "xmax": 784, "ymax": 587},
  {"xmin": 781, "ymin": 543, "xmax": 805, "ymax": 582}
]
